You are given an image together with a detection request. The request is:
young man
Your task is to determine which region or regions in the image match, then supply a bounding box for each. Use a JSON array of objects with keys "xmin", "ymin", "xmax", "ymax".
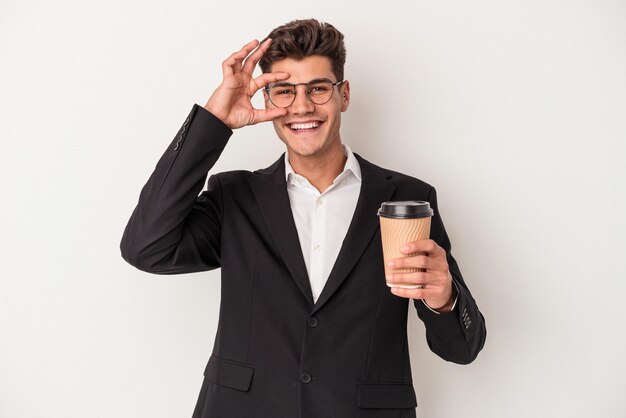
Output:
[{"xmin": 121, "ymin": 19, "xmax": 486, "ymax": 418}]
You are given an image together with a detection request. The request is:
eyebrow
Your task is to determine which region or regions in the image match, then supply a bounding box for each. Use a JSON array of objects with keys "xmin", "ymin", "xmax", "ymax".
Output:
[
  {"xmin": 271, "ymin": 78, "xmax": 333, "ymax": 87},
  {"xmin": 270, "ymin": 82, "xmax": 293, "ymax": 88}
]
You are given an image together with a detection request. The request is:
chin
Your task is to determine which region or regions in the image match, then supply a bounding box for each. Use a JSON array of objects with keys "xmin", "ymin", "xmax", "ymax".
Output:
[
  {"xmin": 287, "ymin": 143, "xmax": 321, "ymax": 158},
  {"xmin": 282, "ymin": 135, "xmax": 323, "ymax": 155}
]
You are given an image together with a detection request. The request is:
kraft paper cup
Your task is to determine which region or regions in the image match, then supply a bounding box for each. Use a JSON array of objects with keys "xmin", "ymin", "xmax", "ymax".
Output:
[{"xmin": 378, "ymin": 201, "xmax": 433, "ymax": 289}]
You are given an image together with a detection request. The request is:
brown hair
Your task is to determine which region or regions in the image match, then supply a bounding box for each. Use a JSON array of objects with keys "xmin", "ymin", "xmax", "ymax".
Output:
[{"xmin": 259, "ymin": 19, "xmax": 346, "ymax": 81}]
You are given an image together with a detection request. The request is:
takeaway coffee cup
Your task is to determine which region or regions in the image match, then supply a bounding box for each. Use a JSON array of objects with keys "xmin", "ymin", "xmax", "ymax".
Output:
[{"xmin": 377, "ymin": 201, "xmax": 434, "ymax": 289}]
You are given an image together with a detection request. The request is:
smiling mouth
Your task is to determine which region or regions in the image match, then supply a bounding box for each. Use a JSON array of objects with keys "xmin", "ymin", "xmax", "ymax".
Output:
[{"xmin": 287, "ymin": 121, "xmax": 323, "ymax": 133}]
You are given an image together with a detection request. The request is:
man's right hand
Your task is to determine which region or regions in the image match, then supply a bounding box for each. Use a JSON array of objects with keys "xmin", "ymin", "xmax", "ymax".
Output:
[{"xmin": 204, "ymin": 38, "xmax": 290, "ymax": 129}]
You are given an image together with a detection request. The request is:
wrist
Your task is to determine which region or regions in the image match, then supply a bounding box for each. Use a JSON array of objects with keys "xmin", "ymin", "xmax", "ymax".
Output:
[
  {"xmin": 432, "ymin": 285, "xmax": 457, "ymax": 313},
  {"xmin": 203, "ymin": 100, "xmax": 221, "ymax": 119},
  {"xmin": 204, "ymin": 94, "xmax": 230, "ymax": 127}
]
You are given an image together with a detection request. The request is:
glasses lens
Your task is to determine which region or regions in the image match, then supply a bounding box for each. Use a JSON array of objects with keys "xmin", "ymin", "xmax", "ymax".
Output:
[
  {"xmin": 268, "ymin": 79, "xmax": 336, "ymax": 107},
  {"xmin": 307, "ymin": 80, "xmax": 334, "ymax": 104},
  {"xmin": 269, "ymin": 83, "xmax": 296, "ymax": 107}
]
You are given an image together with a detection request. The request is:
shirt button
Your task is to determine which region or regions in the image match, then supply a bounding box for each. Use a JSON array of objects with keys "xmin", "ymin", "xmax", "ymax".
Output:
[
  {"xmin": 314, "ymin": 244, "xmax": 321, "ymax": 251},
  {"xmin": 300, "ymin": 372, "xmax": 312, "ymax": 383},
  {"xmin": 307, "ymin": 317, "xmax": 318, "ymax": 328},
  {"xmin": 317, "ymin": 199, "xmax": 323, "ymax": 205}
]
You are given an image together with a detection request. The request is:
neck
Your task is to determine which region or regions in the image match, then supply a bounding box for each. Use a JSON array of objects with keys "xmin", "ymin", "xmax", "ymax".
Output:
[{"xmin": 287, "ymin": 141, "xmax": 347, "ymax": 193}]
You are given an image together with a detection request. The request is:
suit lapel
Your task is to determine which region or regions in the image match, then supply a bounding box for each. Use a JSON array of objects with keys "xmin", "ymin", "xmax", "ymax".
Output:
[
  {"xmin": 250, "ymin": 152, "xmax": 396, "ymax": 313},
  {"xmin": 311, "ymin": 154, "xmax": 396, "ymax": 314},
  {"xmin": 250, "ymin": 154, "xmax": 314, "ymax": 306}
]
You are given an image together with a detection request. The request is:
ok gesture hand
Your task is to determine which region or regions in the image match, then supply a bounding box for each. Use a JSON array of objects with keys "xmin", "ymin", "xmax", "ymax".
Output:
[{"xmin": 204, "ymin": 39, "xmax": 290, "ymax": 129}]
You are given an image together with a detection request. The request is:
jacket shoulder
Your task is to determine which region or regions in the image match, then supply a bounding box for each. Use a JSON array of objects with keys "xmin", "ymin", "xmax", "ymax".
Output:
[
  {"xmin": 355, "ymin": 153, "xmax": 435, "ymax": 192},
  {"xmin": 210, "ymin": 153, "xmax": 283, "ymax": 188},
  {"xmin": 213, "ymin": 169, "xmax": 253, "ymax": 183}
]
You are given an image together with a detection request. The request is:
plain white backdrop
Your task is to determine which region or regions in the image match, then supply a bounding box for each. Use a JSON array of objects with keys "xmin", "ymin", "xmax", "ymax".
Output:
[{"xmin": 1, "ymin": 1, "xmax": 625, "ymax": 417}]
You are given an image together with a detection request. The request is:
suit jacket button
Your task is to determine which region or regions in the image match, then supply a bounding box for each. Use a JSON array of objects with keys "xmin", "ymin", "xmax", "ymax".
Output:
[
  {"xmin": 307, "ymin": 317, "xmax": 318, "ymax": 328},
  {"xmin": 300, "ymin": 372, "xmax": 312, "ymax": 383}
]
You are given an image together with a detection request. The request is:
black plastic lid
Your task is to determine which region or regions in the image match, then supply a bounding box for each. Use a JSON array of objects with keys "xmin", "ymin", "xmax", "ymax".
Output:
[{"xmin": 377, "ymin": 201, "xmax": 433, "ymax": 219}]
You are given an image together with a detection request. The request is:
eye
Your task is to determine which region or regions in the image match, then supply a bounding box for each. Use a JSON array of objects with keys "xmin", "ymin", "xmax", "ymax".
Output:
[{"xmin": 273, "ymin": 88, "xmax": 295, "ymax": 95}]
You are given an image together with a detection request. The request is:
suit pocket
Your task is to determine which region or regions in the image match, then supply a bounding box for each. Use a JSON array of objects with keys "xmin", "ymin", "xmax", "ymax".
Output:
[
  {"xmin": 357, "ymin": 382, "xmax": 417, "ymax": 409},
  {"xmin": 204, "ymin": 354, "xmax": 255, "ymax": 392}
]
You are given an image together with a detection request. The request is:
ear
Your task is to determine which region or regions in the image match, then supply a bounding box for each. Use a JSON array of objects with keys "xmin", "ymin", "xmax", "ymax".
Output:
[{"xmin": 340, "ymin": 80, "xmax": 350, "ymax": 112}]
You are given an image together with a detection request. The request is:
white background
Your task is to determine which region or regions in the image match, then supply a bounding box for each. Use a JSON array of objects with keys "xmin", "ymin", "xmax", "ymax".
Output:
[{"xmin": 1, "ymin": 1, "xmax": 625, "ymax": 417}]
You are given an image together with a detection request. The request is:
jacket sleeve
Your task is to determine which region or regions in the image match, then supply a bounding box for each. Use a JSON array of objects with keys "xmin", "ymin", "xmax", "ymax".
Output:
[
  {"xmin": 119, "ymin": 104, "xmax": 232, "ymax": 274},
  {"xmin": 413, "ymin": 186, "xmax": 487, "ymax": 364}
]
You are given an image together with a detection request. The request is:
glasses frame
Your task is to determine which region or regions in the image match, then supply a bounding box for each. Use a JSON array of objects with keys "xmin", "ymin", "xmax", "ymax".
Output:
[{"xmin": 264, "ymin": 78, "xmax": 345, "ymax": 108}]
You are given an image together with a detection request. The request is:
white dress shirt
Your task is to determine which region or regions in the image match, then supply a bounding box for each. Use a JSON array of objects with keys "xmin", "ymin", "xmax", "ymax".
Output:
[
  {"xmin": 285, "ymin": 144, "xmax": 361, "ymax": 303},
  {"xmin": 285, "ymin": 144, "xmax": 455, "ymax": 312}
]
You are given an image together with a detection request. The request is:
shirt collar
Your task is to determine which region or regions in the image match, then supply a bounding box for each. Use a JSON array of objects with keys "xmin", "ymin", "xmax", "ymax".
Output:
[{"xmin": 284, "ymin": 143, "xmax": 362, "ymax": 186}]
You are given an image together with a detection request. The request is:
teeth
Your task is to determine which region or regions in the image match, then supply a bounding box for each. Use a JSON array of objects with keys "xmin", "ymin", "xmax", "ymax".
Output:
[{"xmin": 290, "ymin": 122, "xmax": 320, "ymax": 130}]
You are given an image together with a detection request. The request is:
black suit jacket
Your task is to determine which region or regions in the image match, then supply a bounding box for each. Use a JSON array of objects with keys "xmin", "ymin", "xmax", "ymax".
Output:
[{"xmin": 120, "ymin": 104, "xmax": 486, "ymax": 418}]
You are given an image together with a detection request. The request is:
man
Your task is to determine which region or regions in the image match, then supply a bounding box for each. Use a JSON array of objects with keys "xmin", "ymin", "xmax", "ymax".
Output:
[{"xmin": 120, "ymin": 19, "xmax": 486, "ymax": 418}]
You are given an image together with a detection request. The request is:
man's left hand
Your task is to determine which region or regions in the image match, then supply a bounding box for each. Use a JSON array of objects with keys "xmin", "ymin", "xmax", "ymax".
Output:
[{"xmin": 386, "ymin": 239, "xmax": 456, "ymax": 312}]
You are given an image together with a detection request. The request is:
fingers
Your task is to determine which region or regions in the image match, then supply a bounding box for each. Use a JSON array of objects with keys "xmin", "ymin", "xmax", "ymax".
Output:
[
  {"xmin": 252, "ymin": 72, "xmax": 290, "ymax": 91},
  {"xmin": 400, "ymin": 239, "xmax": 443, "ymax": 257},
  {"xmin": 386, "ymin": 242, "xmax": 454, "ymax": 308},
  {"xmin": 222, "ymin": 39, "xmax": 260, "ymax": 78},
  {"xmin": 386, "ymin": 273, "xmax": 448, "ymax": 306},
  {"xmin": 386, "ymin": 270, "xmax": 429, "ymax": 286},
  {"xmin": 390, "ymin": 279, "xmax": 455, "ymax": 312},
  {"xmin": 249, "ymin": 107, "xmax": 289, "ymax": 125},
  {"xmin": 387, "ymin": 255, "xmax": 433, "ymax": 270},
  {"xmin": 386, "ymin": 250, "xmax": 449, "ymax": 289},
  {"xmin": 389, "ymin": 286, "xmax": 428, "ymax": 300},
  {"xmin": 387, "ymin": 239, "xmax": 447, "ymax": 272},
  {"xmin": 221, "ymin": 37, "xmax": 273, "ymax": 79},
  {"xmin": 242, "ymin": 38, "xmax": 273, "ymax": 74}
]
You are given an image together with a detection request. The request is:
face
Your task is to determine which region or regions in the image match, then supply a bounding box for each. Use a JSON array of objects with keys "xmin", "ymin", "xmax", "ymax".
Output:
[{"xmin": 264, "ymin": 55, "xmax": 350, "ymax": 161}]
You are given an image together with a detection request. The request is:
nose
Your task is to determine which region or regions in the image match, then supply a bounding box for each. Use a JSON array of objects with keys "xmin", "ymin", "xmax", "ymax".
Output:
[{"xmin": 289, "ymin": 85, "xmax": 315, "ymax": 115}]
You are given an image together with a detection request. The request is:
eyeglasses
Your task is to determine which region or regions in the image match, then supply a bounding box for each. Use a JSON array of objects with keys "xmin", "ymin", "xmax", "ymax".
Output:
[{"xmin": 265, "ymin": 78, "xmax": 345, "ymax": 108}]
